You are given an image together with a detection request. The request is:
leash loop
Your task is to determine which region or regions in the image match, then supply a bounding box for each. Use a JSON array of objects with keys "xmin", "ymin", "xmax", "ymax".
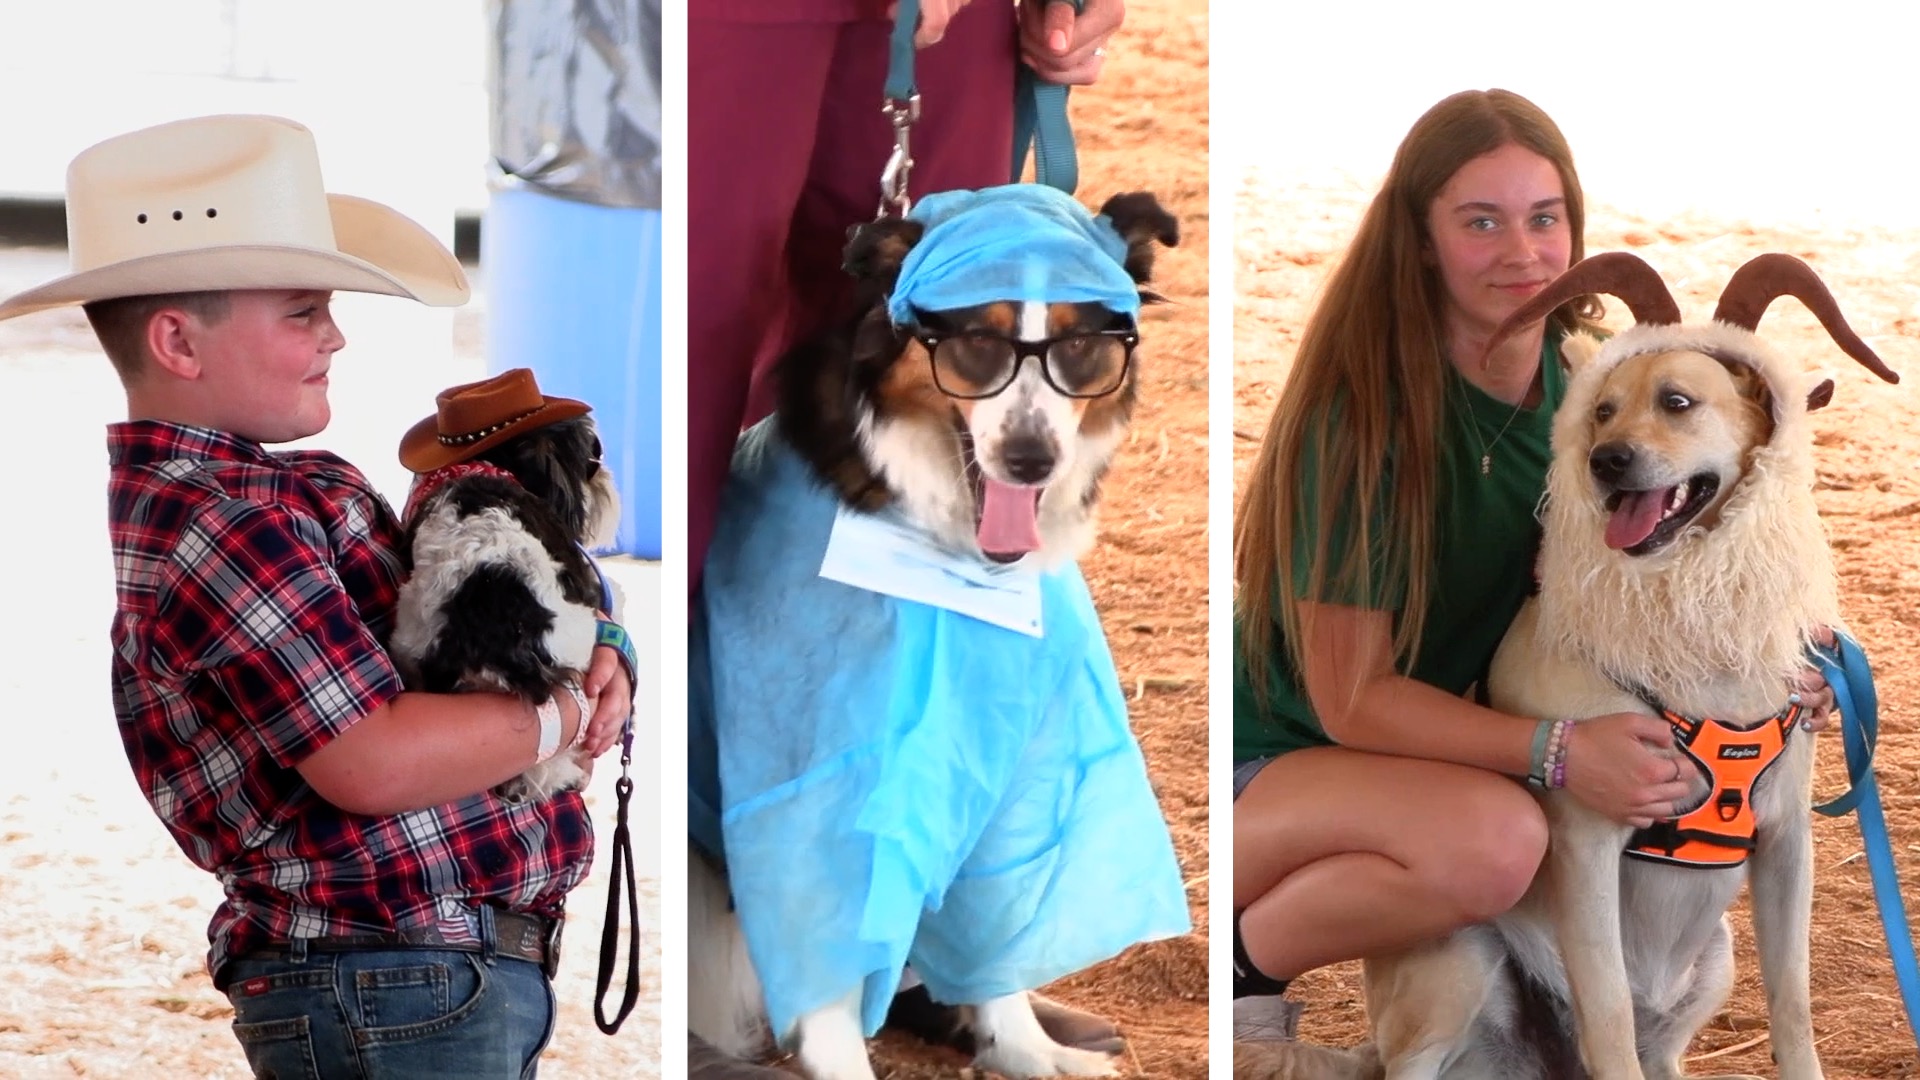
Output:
[{"xmin": 593, "ymin": 717, "xmax": 641, "ymax": 1034}]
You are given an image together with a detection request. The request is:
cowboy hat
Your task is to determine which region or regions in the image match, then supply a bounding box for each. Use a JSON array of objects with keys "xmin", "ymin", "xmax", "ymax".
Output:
[
  {"xmin": 0, "ymin": 114, "xmax": 469, "ymax": 322},
  {"xmin": 399, "ymin": 367, "xmax": 591, "ymax": 473}
]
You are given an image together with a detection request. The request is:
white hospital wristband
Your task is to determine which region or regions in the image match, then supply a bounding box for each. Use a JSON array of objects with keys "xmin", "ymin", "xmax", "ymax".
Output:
[
  {"xmin": 562, "ymin": 680, "xmax": 590, "ymax": 750},
  {"xmin": 533, "ymin": 696, "xmax": 563, "ymax": 765}
]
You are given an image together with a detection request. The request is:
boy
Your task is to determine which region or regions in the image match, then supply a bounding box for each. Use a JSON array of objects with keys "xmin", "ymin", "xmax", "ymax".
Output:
[{"xmin": 0, "ymin": 114, "xmax": 632, "ymax": 1077}]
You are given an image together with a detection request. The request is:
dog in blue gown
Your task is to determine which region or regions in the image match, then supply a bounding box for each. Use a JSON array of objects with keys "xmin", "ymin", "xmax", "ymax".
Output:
[{"xmin": 688, "ymin": 186, "xmax": 1191, "ymax": 1080}]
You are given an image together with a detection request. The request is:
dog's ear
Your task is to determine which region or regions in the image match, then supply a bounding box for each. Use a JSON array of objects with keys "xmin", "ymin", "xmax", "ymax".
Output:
[
  {"xmin": 1099, "ymin": 192, "xmax": 1179, "ymax": 284},
  {"xmin": 1559, "ymin": 331, "xmax": 1603, "ymax": 375},
  {"xmin": 1806, "ymin": 377, "xmax": 1836, "ymax": 412},
  {"xmin": 843, "ymin": 217, "xmax": 926, "ymax": 293},
  {"xmin": 1721, "ymin": 360, "xmax": 1778, "ymax": 417}
]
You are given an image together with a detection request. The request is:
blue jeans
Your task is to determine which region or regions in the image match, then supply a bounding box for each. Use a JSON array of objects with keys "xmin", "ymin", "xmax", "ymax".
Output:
[
  {"xmin": 1233, "ymin": 756, "xmax": 1275, "ymax": 801},
  {"xmin": 223, "ymin": 946, "xmax": 555, "ymax": 1079}
]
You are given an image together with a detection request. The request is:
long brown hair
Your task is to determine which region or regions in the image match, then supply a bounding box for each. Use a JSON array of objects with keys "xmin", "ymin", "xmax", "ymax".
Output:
[{"xmin": 1235, "ymin": 89, "xmax": 1600, "ymax": 707}]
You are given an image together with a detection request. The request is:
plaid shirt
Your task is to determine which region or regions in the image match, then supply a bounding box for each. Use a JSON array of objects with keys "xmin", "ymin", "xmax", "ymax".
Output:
[{"xmin": 106, "ymin": 421, "xmax": 593, "ymax": 987}]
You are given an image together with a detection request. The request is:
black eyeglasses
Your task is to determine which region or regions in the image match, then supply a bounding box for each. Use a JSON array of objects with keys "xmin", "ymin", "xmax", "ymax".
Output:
[{"xmin": 907, "ymin": 324, "xmax": 1138, "ymax": 400}]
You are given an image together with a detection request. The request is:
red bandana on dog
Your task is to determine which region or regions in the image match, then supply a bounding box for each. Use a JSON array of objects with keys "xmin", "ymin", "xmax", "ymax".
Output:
[{"xmin": 402, "ymin": 460, "xmax": 515, "ymax": 523}]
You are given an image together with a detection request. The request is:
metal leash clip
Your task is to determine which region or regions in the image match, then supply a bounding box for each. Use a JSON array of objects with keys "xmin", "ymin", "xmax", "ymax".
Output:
[{"xmin": 877, "ymin": 93, "xmax": 920, "ymax": 219}]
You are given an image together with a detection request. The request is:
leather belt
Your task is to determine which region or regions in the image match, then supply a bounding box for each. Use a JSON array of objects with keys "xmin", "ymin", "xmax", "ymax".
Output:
[{"xmin": 242, "ymin": 908, "xmax": 563, "ymax": 980}]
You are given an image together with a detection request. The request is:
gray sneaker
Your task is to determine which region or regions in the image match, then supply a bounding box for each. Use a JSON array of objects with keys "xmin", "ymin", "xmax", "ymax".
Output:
[{"xmin": 1232, "ymin": 994, "xmax": 1303, "ymax": 1042}]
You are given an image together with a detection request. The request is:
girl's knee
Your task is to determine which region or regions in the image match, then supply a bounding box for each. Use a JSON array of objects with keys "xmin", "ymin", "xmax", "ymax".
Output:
[{"xmin": 1434, "ymin": 784, "xmax": 1547, "ymax": 922}]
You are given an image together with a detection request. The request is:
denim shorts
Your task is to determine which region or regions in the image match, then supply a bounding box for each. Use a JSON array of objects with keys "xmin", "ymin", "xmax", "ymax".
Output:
[
  {"xmin": 1233, "ymin": 756, "xmax": 1276, "ymax": 801},
  {"xmin": 223, "ymin": 946, "xmax": 556, "ymax": 1079}
]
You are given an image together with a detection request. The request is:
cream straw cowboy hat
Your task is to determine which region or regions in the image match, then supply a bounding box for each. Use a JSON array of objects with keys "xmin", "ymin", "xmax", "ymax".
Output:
[{"xmin": 0, "ymin": 114, "xmax": 469, "ymax": 322}]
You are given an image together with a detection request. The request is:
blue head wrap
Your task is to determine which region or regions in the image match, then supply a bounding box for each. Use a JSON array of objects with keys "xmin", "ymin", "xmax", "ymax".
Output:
[{"xmin": 884, "ymin": 184, "xmax": 1141, "ymax": 325}]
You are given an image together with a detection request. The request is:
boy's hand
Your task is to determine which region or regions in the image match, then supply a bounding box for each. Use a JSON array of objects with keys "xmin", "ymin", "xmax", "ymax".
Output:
[{"xmin": 580, "ymin": 645, "xmax": 633, "ymax": 757}]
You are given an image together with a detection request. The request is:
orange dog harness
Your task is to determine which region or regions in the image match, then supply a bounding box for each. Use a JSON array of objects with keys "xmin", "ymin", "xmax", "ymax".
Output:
[{"xmin": 1624, "ymin": 701, "xmax": 1803, "ymax": 869}]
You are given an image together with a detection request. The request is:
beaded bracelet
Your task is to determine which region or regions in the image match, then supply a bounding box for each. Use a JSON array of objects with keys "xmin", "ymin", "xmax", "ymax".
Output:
[
  {"xmin": 1527, "ymin": 718, "xmax": 1574, "ymax": 791},
  {"xmin": 1544, "ymin": 719, "xmax": 1572, "ymax": 790},
  {"xmin": 1526, "ymin": 719, "xmax": 1554, "ymax": 790}
]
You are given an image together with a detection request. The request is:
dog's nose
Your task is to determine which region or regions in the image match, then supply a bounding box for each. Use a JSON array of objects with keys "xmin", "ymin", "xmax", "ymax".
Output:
[
  {"xmin": 1001, "ymin": 435, "xmax": 1056, "ymax": 485},
  {"xmin": 1589, "ymin": 442, "xmax": 1635, "ymax": 484}
]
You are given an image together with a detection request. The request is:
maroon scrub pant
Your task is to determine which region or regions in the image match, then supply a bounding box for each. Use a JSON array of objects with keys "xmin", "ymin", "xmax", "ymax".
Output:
[{"xmin": 687, "ymin": 3, "xmax": 1017, "ymax": 603}]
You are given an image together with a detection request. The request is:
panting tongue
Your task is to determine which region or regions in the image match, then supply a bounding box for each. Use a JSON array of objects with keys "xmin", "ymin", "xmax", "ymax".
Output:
[
  {"xmin": 1605, "ymin": 488, "xmax": 1673, "ymax": 550},
  {"xmin": 978, "ymin": 478, "xmax": 1044, "ymax": 557}
]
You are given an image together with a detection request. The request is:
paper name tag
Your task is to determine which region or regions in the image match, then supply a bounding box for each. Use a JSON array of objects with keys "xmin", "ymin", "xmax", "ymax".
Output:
[{"xmin": 818, "ymin": 505, "xmax": 1043, "ymax": 638}]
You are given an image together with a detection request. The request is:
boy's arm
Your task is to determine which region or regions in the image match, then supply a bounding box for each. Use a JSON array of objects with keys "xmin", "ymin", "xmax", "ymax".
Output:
[
  {"xmin": 146, "ymin": 494, "xmax": 591, "ymax": 818},
  {"xmin": 296, "ymin": 687, "xmax": 588, "ymax": 816}
]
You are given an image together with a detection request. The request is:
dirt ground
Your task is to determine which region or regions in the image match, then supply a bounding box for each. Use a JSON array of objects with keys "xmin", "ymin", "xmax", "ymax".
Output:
[
  {"xmin": 828, "ymin": 1, "xmax": 1211, "ymax": 1077},
  {"xmin": 1232, "ymin": 173, "xmax": 1920, "ymax": 1076}
]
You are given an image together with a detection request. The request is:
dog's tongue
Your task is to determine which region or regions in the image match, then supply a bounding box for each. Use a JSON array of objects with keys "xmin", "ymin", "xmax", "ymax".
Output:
[
  {"xmin": 978, "ymin": 478, "xmax": 1044, "ymax": 557},
  {"xmin": 1605, "ymin": 489, "xmax": 1671, "ymax": 550}
]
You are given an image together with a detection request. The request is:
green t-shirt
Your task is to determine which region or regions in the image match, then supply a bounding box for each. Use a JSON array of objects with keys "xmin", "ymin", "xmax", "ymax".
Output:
[{"xmin": 1233, "ymin": 334, "xmax": 1567, "ymax": 761}]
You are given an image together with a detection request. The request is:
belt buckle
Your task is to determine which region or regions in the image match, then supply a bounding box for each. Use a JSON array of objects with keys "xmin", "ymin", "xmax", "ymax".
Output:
[{"xmin": 540, "ymin": 915, "xmax": 564, "ymax": 980}]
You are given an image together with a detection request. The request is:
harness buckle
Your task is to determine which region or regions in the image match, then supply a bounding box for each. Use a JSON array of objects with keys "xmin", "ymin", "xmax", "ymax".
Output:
[{"xmin": 878, "ymin": 94, "xmax": 921, "ymax": 220}]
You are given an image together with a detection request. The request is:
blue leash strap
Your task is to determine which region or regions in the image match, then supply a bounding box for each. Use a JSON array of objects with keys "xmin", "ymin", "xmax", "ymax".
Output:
[
  {"xmin": 1012, "ymin": 0, "xmax": 1083, "ymax": 193},
  {"xmin": 1810, "ymin": 632, "xmax": 1920, "ymax": 1047},
  {"xmin": 885, "ymin": 0, "xmax": 919, "ymax": 101},
  {"xmin": 1012, "ymin": 61, "xmax": 1076, "ymax": 193},
  {"xmin": 885, "ymin": 0, "xmax": 1081, "ymax": 200}
]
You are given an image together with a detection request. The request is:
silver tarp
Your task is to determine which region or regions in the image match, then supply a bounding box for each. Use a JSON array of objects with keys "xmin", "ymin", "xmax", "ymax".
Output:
[{"xmin": 487, "ymin": 0, "xmax": 661, "ymax": 209}]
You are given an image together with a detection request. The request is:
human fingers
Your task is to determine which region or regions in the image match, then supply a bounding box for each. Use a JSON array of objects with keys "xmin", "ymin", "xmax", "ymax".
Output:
[
  {"xmin": 586, "ymin": 661, "xmax": 632, "ymax": 757},
  {"xmin": 914, "ymin": 0, "xmax": 971, "ymax": 47},
  {"xmin": 1021, "ymin": 44, "xmax": 1107, "ymax": 85},
  {"xmin": 1620, "ymin": 711, "xmax": 1675, "ymax": 750},
  {"xmin": 583, "ymin": 645, "xmax": 620, "ymax": 698},
  {"xmin": 1022, "ymin": 2, "xmax": 1120, "ymax": 83},
  {"xmin": 1058, "ymin": 0, "xmax": 1125, "ymax": 51},
  {"xmin": 1812, "ymin": 624, "xmax": 1838, "ymax": 650}
]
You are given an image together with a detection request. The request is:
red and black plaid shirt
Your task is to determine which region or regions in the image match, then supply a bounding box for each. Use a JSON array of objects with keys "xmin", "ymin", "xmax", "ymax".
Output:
[{"xmin": 107, "ymin": 421, "xmax": 593, "ymax": 987}]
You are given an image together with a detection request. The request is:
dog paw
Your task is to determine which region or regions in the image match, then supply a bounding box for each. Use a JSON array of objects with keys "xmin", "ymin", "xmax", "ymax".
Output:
[{"xmin": 974, "ymin": 1040, "xmax": 1120, "ymax": 1078}]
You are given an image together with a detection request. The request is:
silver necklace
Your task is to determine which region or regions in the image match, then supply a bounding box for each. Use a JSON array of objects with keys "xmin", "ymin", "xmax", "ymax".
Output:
[{"xmin": 1459, "ymin": 378, "xmax": 1527, "ymax": 477}]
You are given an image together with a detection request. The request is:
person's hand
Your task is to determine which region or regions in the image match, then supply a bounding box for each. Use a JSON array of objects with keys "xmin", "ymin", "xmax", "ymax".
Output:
[
  {"xmin": 1559, "ymin": 712, "xmax": 1693, "ymax": 829},
  {"xmin": 578, "ymin": 644, "xmax": 632, "ymax": 757},
  {"xmin": 1018, "ymin": 0, "xmax": 1124, "ymax": 85},
  {"xmin": 1793, "ymin": 625, "xmax": 1839, "ymax": 733},
  {"xmin": 887, "ymin": 0, "xmax": 975, "ymax": 47}
]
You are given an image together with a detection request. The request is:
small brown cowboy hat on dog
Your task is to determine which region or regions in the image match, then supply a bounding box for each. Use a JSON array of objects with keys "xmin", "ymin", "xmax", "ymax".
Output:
[{"xmin": 399, "ymin": 368, "xmax": 591, "ymax": 473}]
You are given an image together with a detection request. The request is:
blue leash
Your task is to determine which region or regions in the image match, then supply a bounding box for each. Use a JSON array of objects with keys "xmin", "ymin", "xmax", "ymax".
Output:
[
  {"xmin": 1811, "ymin": 631, "xmax": 1920, "ymax": 1046},
  {"xmin": 883, "ymin": 0, "xmax": 1081, "ymax": 206}
]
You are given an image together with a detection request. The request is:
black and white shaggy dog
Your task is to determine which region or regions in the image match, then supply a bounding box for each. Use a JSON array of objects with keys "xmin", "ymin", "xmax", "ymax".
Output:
[
  {"xmin": 688, "ymin": 191, "xmax": 1182, "ymax": 1080},
  {"xmin": 390, "ymin": 370, "xmax": 621, "ymax": 803}
]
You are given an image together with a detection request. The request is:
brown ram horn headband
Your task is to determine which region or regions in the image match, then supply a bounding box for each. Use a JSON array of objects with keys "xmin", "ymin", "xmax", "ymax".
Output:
[
  {"xmin": 1482, "ymin": 251, "xmax": 1681, "ymax": 367},
  {"xmin": 1713, "ymin": 253, "xmax": 1900, "ymax": 385}
]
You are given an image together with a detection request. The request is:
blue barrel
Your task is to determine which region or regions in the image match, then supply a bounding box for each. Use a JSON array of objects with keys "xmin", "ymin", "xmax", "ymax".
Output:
[{"xmin": 483, "ymin": 186, "xmax": 662, "ymax": 559}]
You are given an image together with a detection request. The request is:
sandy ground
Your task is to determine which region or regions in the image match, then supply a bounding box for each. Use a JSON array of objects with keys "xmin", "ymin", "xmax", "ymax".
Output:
[
  {"xmin": 0, "ymin": 248, "xmax": 663, "ymax": 1078},
  {"xmin": 1231, "ymin": 172, "xmax": 1920, "ymax": 1077}
]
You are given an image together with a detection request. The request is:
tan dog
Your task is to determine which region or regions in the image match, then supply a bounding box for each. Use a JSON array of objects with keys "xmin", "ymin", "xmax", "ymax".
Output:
[
  {"xmin": 1238, "ymin": 254, "xmax": 1898, "ymax": 1080},
  {"xmin": 1367, "ymin": 253, "xmax": 1898, "ymax": 1080}
]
